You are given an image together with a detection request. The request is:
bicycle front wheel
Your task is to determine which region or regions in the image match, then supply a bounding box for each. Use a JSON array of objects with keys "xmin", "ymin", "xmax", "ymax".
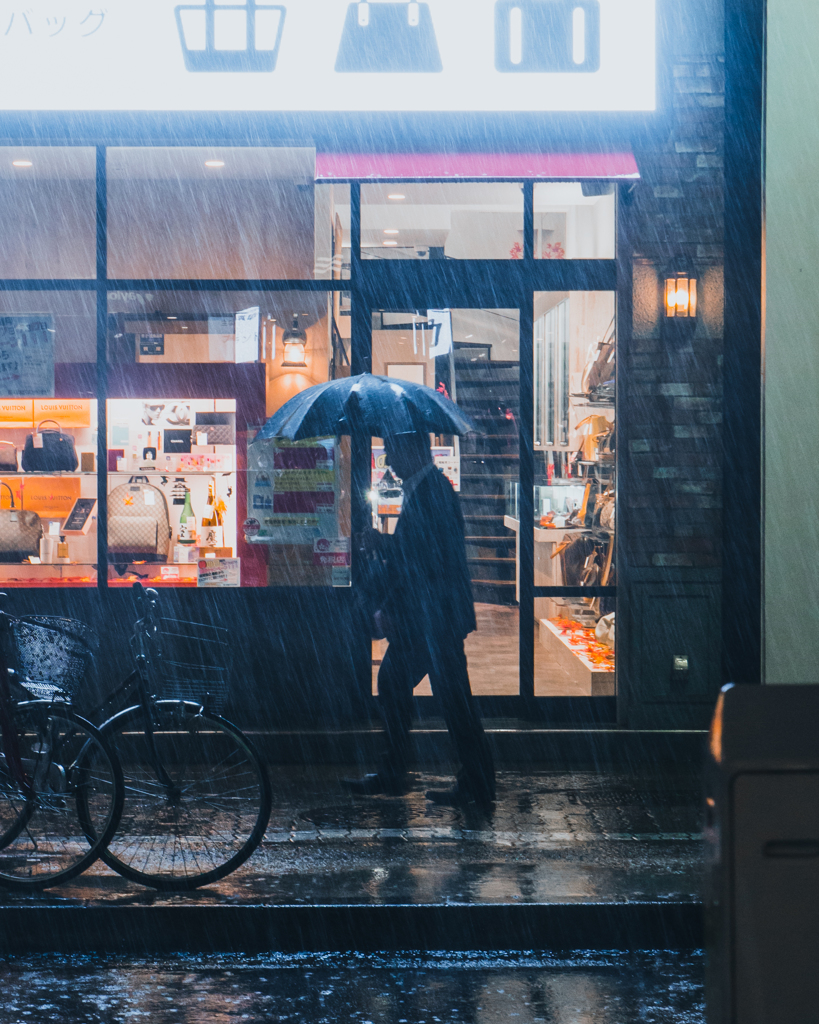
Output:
[
  {"xmin": 98, "ymin": 700, "xmax": 271, "ymax": 890},
  {"xmin": 0, "ymin": 703, "xmax": 123, "ymax": 890}
]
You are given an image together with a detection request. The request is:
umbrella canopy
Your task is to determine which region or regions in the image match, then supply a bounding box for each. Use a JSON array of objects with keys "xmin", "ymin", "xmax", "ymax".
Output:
[{"xmin": 256, "ymin": 373, "xmax": 480, "ymax": 441}]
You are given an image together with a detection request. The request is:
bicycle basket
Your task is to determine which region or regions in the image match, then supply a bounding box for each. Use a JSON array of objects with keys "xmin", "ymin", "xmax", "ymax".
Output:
[
  {"xmin": 11, "ymin": 616, "xmax": 99, "ymax": 702},
  {"xmin": 153, "ymin": 617, "xmax": 231, "ymax": 712}
]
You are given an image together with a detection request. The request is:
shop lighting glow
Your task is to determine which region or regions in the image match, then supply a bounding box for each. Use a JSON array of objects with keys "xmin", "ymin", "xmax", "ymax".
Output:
[
  {"xmin": 383, "ymin": 240, "xmax": 398, "ymax": 247},
  {"xmin": 204, "ymin": 159, "xmax": 225, "ymax": 168},
  {"xmin": 281, "ymin": 314, "xmax": 308, "ymax": 367},
  {"xmin": 383, "ymin": 229, "xmax": 399, "ymax": 234},
  {"xmin": 387, "ymin": 194, "xmax": 405, "ymax": 200},
  {"xmin": 664, "ymin": 270, "xmax": 697, "ymax": 318},
  {"xmin": 12, "ymin": 160, "xmax": 32, "ymax": 167}
]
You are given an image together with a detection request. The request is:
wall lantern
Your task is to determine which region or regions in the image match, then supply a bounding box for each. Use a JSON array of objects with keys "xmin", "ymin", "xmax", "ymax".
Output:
[
  {"xmin": 281, "ymin": 315, "xmax": 308, "ymax": 367},
  {"xmin": 662, "ymin": 264, "xmax": 698, "ymax": 341},
  {"xmin": 664, "ymin": 268, "xmax": 697, "ymax": 319}
]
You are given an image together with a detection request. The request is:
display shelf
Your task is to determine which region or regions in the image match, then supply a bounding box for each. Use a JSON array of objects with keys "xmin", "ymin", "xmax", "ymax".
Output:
[
  {"xmin": 0, "ymin": 471, "xmax": 97, "ymax": 477},
  {"xmin": 108, "ymin": 470, "xmax": 236, "ymax": 476},
  {"xmin": 539, "ymin": 617, "xmax": 614, "ymax": 696}
]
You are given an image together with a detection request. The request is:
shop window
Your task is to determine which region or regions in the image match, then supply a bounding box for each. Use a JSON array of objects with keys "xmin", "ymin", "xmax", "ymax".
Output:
[
  {"xmin": 370, "ymin": 307, "xmax": 519, "ymax": 696},
  {"xmin": 0, "ymin": 148, "xmax": 96, "ymax": 279},
  {"xmin": 530, "ymin": 291, "xmax": 615, "ymax": 696},
  {"xmin": 533, "ymin": 183, "xmax": 615, "ymax": 260},
  {"xmin": 106, "ymin": 289, "xmax": 349, "ymax": 588},
  {"xmin": 360, "ymin": 184, "xmax": 524, "ymax": 260},
  {"xmin": 107, "ymin": 147, "xmax": 342, "ymax": 281},
  {"xmin": 0, "ymin": 290, "xmax": 98, "ymax": 588}
]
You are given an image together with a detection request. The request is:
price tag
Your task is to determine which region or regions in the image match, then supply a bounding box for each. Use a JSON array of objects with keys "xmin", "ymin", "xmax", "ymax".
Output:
[
  {"xmin": 33, "ymin": 434, "xmax": 43, "ymax": 448},
  {"xmin": 143, "ymin": 490, "xmax": 155, "ymax": 505}
]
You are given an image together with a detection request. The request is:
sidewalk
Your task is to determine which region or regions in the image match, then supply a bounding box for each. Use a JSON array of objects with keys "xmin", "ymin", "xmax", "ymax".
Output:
[{"xmin": 0, "ymin": 766, "xmax": 703, "ymax": 952}]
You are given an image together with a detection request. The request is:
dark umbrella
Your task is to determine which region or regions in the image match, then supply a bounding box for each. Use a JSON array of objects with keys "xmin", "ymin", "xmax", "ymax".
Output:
[{"xmin": 255, "ymin": 373, "xmax": 479, "ymax": 440}]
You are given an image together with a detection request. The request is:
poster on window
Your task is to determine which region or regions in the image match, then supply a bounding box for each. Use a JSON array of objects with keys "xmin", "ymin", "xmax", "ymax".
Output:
[
  {"xmin": 0, "ymin": 316, "xmax": 55, "ymax": 397},
  {"xmin": 246, "ymin": 435, "xmax": 340, "ymax": 545}
]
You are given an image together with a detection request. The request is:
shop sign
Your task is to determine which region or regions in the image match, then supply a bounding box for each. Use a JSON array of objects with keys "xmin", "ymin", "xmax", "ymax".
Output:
[
  {"xmin": 33, "ymin": 399, "xmax": 92, "ymax": 428},
  {"xmin": 0, "ymin": 317, "xmax": 55, "ymax": 398},
  {"xmin": 234, "ymin": 308, "xmax": 260, "ymax": 364},
  {"xmin": 0, "ymin": 0, "xmax": 655, "ymax": 113},
  {"xmin": 313, "ymin": 537, "xmax": 350, "ymax": 567},
  {"xmin": 0, "ymin": 399, "xmax": 34, "ymax": 427}
]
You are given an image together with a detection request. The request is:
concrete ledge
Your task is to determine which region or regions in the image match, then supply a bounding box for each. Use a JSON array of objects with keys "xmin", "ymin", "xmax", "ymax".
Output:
[
  {"xmin": 246, "ymin": 728, "xmax": 708, "ymax": 765},
  {"xmin": 0, "ymin": 902, "xmax": 703, "ymax": 953}
]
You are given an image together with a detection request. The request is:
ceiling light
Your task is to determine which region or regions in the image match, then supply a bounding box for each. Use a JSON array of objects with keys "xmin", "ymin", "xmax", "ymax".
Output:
[
  {"xmin": 205, "ymin": 159, "xmax": 225, "ymax": 168},
  {"xmin": 383, "ymin": 229, "xmax": 399, "ymax": 235},
  {"xmin": 281, "ymin": 314, "xmax": 308, "ymax": 367},
  {"xmin": 12, "ymin": 160, "xmax": 32, "ymax": 168},
  {"xmin": 388, "ymin": 193, "xmax": 405, "ymax": 200},
  {"xmin": 167, "ymin": 316, "xmax": 177, "ymax": 320},
  {"xmin": 383, "ymin": 241, "xmax": 398, "ymax": 247}
]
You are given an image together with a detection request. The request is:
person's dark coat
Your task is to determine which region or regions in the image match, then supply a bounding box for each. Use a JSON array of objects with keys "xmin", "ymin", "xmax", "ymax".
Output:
[{"xmin": 382, "ymin": 466, "xmax": 476, "ymax": 645}]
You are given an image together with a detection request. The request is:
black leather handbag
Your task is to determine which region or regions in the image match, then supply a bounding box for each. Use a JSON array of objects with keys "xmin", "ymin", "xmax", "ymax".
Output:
[
  {"xmin": 21, "ymin": 420, "xmax": 78, "ymax": 473},
  {"xmin": 335, "ymin": 1, "xmax": 442, "ymax": 72}
]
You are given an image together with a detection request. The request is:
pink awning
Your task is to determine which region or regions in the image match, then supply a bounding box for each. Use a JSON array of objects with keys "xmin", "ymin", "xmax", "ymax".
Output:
[{"xmin": 315, "ymin": 151, "xmax": 639, "ymax": 181}]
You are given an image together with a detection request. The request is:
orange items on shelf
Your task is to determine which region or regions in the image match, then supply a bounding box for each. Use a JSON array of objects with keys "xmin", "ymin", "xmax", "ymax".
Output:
[{"xmin": 549, "ymin": 616, "xmax": 615, "ymax": 670}]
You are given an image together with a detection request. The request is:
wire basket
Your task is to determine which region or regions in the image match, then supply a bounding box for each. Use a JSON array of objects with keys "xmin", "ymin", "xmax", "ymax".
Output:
[
  {"xmin": 152, "ymin": 617, "xmax": 231, "ymax": 712},
  {"xmin": 11, "ymin": 616, "xmax": 99, "ymax": 702}
]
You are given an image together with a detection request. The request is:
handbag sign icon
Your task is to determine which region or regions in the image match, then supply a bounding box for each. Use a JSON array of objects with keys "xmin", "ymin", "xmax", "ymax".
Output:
[
  {"xmin": 335, "ymin": 1, "xmax": 442, "ymax": 73},
  {"xmin": 495, "ymin": 0, "xmax": 600, "ymax": 73},
  {"xmin": 175, "ymin": 0, "xmax": 286, "ymax": 72}
]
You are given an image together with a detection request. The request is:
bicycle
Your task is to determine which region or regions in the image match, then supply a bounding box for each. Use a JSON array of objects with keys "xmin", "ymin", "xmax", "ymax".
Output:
[
  {"xmin": 0, "ymin": 599, "xmax": 123, "ymax": 890},
  {"xmin": 87, "ymin": 583, "xmax": 272, "ymax": 891}
]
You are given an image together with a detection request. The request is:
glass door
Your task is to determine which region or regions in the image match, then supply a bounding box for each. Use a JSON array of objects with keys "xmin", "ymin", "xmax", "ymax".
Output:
[
  {"xmin": 369, "ymin": 306, "xmax": 520, "ymax": 697},
  {"xmin": 531, "ymin": 291, "xmax": 616, "ymax": 700}
]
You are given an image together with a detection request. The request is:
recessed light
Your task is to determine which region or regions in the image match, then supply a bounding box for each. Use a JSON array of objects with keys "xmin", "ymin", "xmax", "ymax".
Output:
[
  {"xmin": 205, "ymin": 159, "xmax": 225, "ymax": 168},
  {"xmin": 167, "ymin": 316, "xmax": 177, "ymax": 320},
  {"xmin": 383, "ymin": 241, "xmax": 398, "ymax": 247},
  {"xmin": 12, "ymin": 160, "xmax": 32, "ymax": 168},
  {"xmin": 383, "ymin": 229, "xmax": 399, "ymax": 235},
  {"xmin": 181, "ymin": 326, "xmax": 189, "ymax": 330},
  {"xmin": 387, "ymin": 193, "xmax": 405, "ymax": 200}
]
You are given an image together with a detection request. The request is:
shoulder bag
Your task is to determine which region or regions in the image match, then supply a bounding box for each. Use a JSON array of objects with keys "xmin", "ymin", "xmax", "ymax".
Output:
[{"xmin": 0, "ymin": 482, "xmax": 43, "ymax": 563}]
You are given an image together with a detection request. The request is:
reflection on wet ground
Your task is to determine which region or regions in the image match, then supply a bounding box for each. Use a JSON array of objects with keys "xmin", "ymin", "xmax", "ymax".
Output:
[
  {"xmin": 0, "ymin": 950, "xmax": 706, "ymax": 1024},
  {"xmin": 0, "ymin": 768, "xmax": 703, "ymax": 905}
]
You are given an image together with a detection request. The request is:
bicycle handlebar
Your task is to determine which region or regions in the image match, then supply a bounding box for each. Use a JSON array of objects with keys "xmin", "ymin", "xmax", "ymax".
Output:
[{"xmin": 132, "ymin": 582, "xmax": 159, "ymax": 625}]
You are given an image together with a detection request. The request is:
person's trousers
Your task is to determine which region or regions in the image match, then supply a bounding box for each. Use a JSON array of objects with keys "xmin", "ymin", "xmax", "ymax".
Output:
[{"xmin": 376, "ymin": 636, "xmax": 495, "ymax": 799}]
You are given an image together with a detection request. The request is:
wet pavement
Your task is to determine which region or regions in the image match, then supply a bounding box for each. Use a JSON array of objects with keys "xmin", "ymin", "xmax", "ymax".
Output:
[
  {"xmin": 0, "ymin": 950, "xmax": 706, "ymax": 1023},
  {"xmin": 0, "ymin": 767, "xmax": 703, "ymax": 907}
]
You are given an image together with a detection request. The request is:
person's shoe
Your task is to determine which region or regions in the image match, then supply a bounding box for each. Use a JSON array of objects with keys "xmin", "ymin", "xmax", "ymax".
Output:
[
  {"xmin": 425, "ymin": 785, "xmax": 495, "ymax": 810},
  {"xmin": 341, "ymin": 773, "xmax": 409, "ymax": 796}
]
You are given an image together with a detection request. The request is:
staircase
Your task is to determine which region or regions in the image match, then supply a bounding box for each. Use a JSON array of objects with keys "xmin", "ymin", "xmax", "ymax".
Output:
[{"xmin": 453, "ymin": 348, "xmax": 519, "ymax": 605}]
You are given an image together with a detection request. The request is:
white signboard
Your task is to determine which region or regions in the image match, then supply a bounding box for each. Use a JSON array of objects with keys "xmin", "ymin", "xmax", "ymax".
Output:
[
  {"xmin": 0, "ymin": 316, "xmax": 55, "ymax": 397},
  {"xmin": 427, "ymin": 309, "xmax": 453, "ymax": 358},
  {"xmin": 0, "ymin": 0, "xmax": 655, "ymax": 113},
  {"xmin": 208, "ymin": 315, "xmax": 235, "ymax": 362},
  {"xmin": 234, "ymin": 307, "xmax": 260, "ymax": 363}
]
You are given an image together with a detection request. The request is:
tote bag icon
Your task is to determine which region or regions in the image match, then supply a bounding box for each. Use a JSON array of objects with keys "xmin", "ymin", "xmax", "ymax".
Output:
[
  {"xmin": 495, "ymin": 0, "xmax": 600, "ymax": 72},
  {"xmin": 176, "ymin": 0, "xmax": 286, "ymax": 72},
  {"xmin": 335, "ymin": 1, "xmax": 443, "ymax": 73}
]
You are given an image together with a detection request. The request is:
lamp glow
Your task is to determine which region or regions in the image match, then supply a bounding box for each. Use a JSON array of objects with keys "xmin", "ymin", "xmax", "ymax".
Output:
[{"xmin": 281, "ymin": 314, "xmax": 308, "ymax": 367}]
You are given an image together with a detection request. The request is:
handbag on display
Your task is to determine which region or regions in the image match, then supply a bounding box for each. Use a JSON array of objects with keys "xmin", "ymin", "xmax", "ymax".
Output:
[
  {"xmin": 194, "ymin": 411, "xmax": 236, "ymax": 447},
  {"xmin": 335, "ymin": 1, "xmax": 442, "ymax": 73},
  {"xmin": 0, "ymin": 441, "xmax": 17, "ymax": 472},
  {"xmin": 21, "ymin": 420, "xmax": 78, "ymax": 473},
  {"xmin": 0, "ymin": 482, "xmax": 43, "ymax": 563}
]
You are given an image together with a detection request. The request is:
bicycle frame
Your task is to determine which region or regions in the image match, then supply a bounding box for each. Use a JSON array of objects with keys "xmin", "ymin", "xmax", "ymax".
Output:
[{"xmin": 0, "ymin": 601, "xmax": 34, "ymax": 803}]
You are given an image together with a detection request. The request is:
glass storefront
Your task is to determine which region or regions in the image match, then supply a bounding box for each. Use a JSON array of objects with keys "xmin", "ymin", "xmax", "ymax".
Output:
[{"xmin": 0, "ymin": 125, "xmax": 731, "ymax": 720}]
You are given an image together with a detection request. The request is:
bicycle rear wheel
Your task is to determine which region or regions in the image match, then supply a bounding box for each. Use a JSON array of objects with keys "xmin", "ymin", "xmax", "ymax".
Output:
[
  {"xmin": 0, "ymin": 703, "xmax": 123, "ymax": 890},
  {"xmin": 98, "ymin": 700, "xmax": 271, "ymax": 890}
]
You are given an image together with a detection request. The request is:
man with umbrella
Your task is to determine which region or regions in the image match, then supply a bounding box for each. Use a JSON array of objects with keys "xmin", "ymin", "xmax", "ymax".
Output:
[
  {"xmin": 345, "ymin": 428, "xmax": 496, "ymax": 809},
  {"xmin": 257, "ymin": 373, "xmax": 496, "ymax": 808}
]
